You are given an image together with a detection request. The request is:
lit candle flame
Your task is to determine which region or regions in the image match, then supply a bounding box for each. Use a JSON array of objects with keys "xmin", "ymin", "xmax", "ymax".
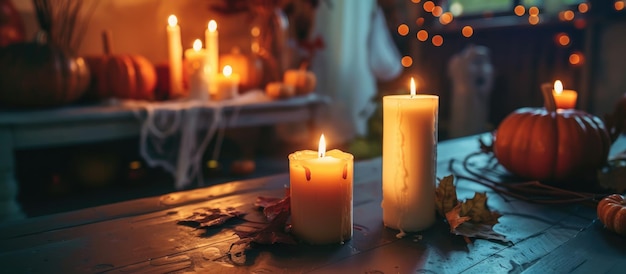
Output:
[
  {"xmin": 554, "ymin": 80, "xmax": 563, "ymax": 95},
  {"xmin": 223, "ymin": 65, "xmax": 232, "ymax": 76},
  {"xmin": 208, "ymin": 20, "xmax": 217, "ymax": 32},
  {"xmin": 193, "ymin": 39, "xmax": 202, "ymax": 51},
  {"xmin": 318, "ymin": 134, "xmax": 326, "ymax": 158},
  {"xmin": 168, "ymin": 15, "xmax": 178, "ymax": 27},
  {"xmin": 410, "ymin": 77, "xmax": 416, "ymax": 97}
]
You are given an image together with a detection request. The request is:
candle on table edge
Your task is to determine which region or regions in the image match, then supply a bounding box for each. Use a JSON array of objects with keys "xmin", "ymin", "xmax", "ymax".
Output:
[
  {"xmin": 212, "ymin": 65, "xmax": 239, "ymax": 101},
  {"xmin": 381, "ymin": 77, "xmax": 438, "ymax": 236},
  {"xmin": 184, "ymin": 39, "xmax": 210, "ymax": 100},
  {"xmin": 205, "ymin": 20, "xmax": 219, "ymax": 95},
  {"xmin": 289, "ymin": 134, "xmax": 354, "ymax": 245},
  {"xmin": 166, "ymin": 15, "xmax": 184, "ymax": 97},
  {"xmin": 552, "ymin": 80, "xmax": 577, "ymax": 109}
]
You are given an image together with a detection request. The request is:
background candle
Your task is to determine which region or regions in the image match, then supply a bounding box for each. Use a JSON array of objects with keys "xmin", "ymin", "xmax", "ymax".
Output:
[
  {"xmin": 184, "ymin": 39, "xmax": 209, "ymax": 100},
  {"xmin": 382, "ymin": 78, "xmax": 438, "ymax": 235},
  {"xmin": 289, "ymin": 135, "xmax": 353, "ymax": 245},
  {"xmin": 166, "ymin": 15, "xmax": 184, "ymax": 97},
  {"xmin": 552, "ymin": 80, "xmax": 577, "ymax": 109},
  {"xmin": 212, "ymin": 65, "xmax": 239, "ymax": 101},
  {"xmin": 205, "ymin": 20, "xmax": 219, "ymax": 94}
]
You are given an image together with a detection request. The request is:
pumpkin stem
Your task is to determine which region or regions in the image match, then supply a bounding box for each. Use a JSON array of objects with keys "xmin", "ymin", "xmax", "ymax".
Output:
[
  {"xmin": 541, "ymin": 82, "xmax": 557, "ymax": 112},
  {"xmin": 101, "ymin": 30, "xmax": 113, "ymax": 56}
]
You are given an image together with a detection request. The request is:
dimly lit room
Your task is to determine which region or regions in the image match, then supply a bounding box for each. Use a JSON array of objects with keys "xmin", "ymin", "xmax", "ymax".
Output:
[{"xmin": 0, "ymin": 0, "xmax": 625, "ymax": 272}]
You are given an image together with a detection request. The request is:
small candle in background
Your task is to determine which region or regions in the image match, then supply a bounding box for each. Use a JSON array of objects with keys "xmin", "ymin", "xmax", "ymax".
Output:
[
  {"xmin": 381, "ymin": 77, "xmax": 438, "ymax": 236},
  {"xmin": 184, "ymin": 39, "xmax": 210, "ymax": 100},
  {"xmin": 166, "ymin": 15, "xmax": 184, "ymax": 97},
  {"xmin": 205, "ymin": 20, "xmax": 219, "ymax": 94},
  {"xmin": 289, "ymin": 134, "xmax": 354, "ymax": 245},
  {"xmin": 212, "ymin": 65, "xmax": 239, "ymax": 101},
  {"xmin": 552, "ymin": 80, "xmax": 577, "ymax": 109}
]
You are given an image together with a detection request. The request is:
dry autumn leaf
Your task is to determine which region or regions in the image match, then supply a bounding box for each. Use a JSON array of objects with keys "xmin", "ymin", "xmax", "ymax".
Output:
[
  {"xmin": 436, "ymin": 175, "xmax": 458, "ymax": 216},
  {"xmin": 436, "ymin": 175, "xmax": 510, "ymax": 244},
  {"xmin": 177, "ymin": 207, "xmax": 245, "ymax": 228},
  {"xmin": 460, "ymin": 192, "xmax": 502, "ymax": 225}
]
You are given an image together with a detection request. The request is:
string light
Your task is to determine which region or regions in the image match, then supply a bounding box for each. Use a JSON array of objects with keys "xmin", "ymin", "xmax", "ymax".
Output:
[
  {"xmin": 439, "ymin": 12, "xmax": 453, "ymax": 25},
  {"xmin": 417, "ymin": 30, "xmax": 429, "ymax": 41},
  {"xmin": 462, "ymin": 26, "xmax": 473, "ymax": 38},
  {"xmin": 432, "ymin": 35, "xmax": 443, "ymax": 46},
  {"xmin": 423, "ymin": 1, "xmax": 435, "ymax": 12},
  {"xmin": 401, "ymin": 56, "xmax": 413, "ymax": 67},
  {"xmin": 514, "ymin": 5, "xmax": 525, "ymax": 16},
  {"xmin": 569, "ymin": 52, "xmax": 584, "ymax": 66},
  {"xmin": 398, "ymin": 24, "xmax": 409, "ymax": 36}
]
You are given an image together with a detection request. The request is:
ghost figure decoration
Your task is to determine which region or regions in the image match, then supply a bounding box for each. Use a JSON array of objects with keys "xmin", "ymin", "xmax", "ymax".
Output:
[{"xmin": 448, "ymin": 45, "xmax": 494, "ymax": 138}]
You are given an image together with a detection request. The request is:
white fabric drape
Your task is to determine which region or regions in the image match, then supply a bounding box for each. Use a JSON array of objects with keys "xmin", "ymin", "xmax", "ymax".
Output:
[{"xmin": 311, "ymin": 0, "xmax": 402, "ymax": 145}]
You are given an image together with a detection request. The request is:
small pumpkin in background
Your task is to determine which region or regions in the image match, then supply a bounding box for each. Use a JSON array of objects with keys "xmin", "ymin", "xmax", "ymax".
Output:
[
  {"xmin": 597, "ymin": 194, "xmax": 626, "ymax": 236},
  {"xmin": 83, "ymin": 30, "xmax": 157, "ymax": 100},
  {"xmin": 0, "ymin": 0, "xmax": 25, "ymax": 47},
  {"xmin": 283, "ymin": 68, "xmax": 316, "ymax": 95},
  {"xmin": 0, "ymin": 35, "xmax": 91, "ymax": 107},
  {"xmin": 493, "ymin": 83, "xmax": 611, "ymax": 185},
  {"xmin": 265, "ymin": 81, "xmax": 294, "ymax": 99}
]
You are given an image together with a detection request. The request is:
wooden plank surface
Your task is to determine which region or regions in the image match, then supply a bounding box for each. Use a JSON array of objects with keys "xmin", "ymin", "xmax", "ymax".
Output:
[{"xmin": 0, "ymin": 134, "xmax": 624, "ymax": 273}]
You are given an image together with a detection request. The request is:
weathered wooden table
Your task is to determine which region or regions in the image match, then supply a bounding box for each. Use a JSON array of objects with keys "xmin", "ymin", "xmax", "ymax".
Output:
[{"xmin": 0, "ymin": 134, "xmax": 624, "ymax": 273}]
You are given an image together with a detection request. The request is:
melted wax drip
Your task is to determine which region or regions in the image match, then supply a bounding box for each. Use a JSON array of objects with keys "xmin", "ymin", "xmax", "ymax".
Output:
[
  {"xmin": 342, "ymin": 164, "xmax": 348, "ymax": 179},
  {"xmin": 304, "ymin": 166, "xmax": 311, "ymax": 181}
]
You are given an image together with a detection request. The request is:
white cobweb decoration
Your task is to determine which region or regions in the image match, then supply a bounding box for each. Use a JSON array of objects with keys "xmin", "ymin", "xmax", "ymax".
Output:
[{"xmin": 118, "ymin": 91, "xmax": 268, "ymax": 189}]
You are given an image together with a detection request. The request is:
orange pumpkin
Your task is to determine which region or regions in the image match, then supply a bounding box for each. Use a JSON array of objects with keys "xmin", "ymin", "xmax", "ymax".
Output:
[
  {"xmin": 265, "ymin": 82, "xmax": 294, "ymax": 99},
  {"xmin": 0, "ymin": 40, "xmax": 90, "ymax": 107},
  {"xmin": 0, "ymin": 0, "xmax": 25, "ymax": 47},
  {"xmin": 597, "ymin": 194, "xmax": 626, "ymax": 236},
  {"xmin": 283, "ymin": 69, "xmax": 316, "ymax": 95},
  {"xmin": 493, "ymin": 84, "xmax": 611, "ymax": 183},
  {"xmin": 83, "ymin": 31, "xmax": 157, "ymax": 100}
]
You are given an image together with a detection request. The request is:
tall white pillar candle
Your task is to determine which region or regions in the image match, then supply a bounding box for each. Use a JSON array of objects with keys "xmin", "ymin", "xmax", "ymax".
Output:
[
  {"xmin": 166, "ymin": 15, "xmax": 184, "ymax": 97},
  {"xmin": 184, "ymin": 39, "xmax": 210, "ymax": 100},
  {"xmin": 205, "ymin": 20, "xmax": 219, "ymax": 95},
  {"xmin": 381, "ymin": 77, "xmax": 438, "ymax": 235}
]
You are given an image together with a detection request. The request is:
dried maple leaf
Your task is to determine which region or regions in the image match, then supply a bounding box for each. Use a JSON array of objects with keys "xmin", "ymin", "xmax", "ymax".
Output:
[
  {"xmin": 460, "ymin": 192, "xmax": 502, "ymax": 225},
  {"xmin": 177, "ymin": 207, "xmax": 245, "ymax": 228},
  {"xmin": 438, "ymin": 175, "xmax": 510, "ymax": 244},
  {"xmin": 234, "ymin": 194, "xmax": 296, "ymax": 247},
  {"xmin": 254, "ymin": 196, "xmax": 283, "ymax": 208},
  {"xmin": 453, "ymin": 222, "xmax": 510, "ymax": 244},
  {"xmin": 444, "ymin": 203, "xmax": 471, "ymax": 231},
  {"xmin": 436, "ymin": 175, "xmax": 458, "ymax": 216}
]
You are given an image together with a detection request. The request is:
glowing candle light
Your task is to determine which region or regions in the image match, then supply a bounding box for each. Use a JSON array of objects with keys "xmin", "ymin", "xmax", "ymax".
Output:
[
  {"xmin": 213, "ymin": 65, "xmax": 240, "ymax": 101},
  {"xmin": 552, "ymin": 80, "xmax": 577, "ymax": 109},
  {"xmin": 184, "ymin": 39, "xmax": 210, "ymax": 100},
  {"xmin": 289, "ymin": 134, "xmax": 354, "ymax": 245},
  {"xmin": 205, "ymin": 20, "xmax": 219, "ymax": 94},
  {"xmin": 382, "ymin": 77, "xmax": 438, "ymax": 236},
  {"xmin": 166, "ymin": 15, "xmax": 184, "ymax": 97}
]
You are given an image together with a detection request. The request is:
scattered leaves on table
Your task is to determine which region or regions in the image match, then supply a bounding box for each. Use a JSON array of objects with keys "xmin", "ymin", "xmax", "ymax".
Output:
[
  {"xmin": 436, "ymin": 175, "xmax": 510, "ymax": 244},
  {"xmin": 234, "ymin": 196, "xmax": 296, "ymax": 245},
  {"xmin": 230, "ymin": 194, "xmax": 296, "ymax": 265},
  {"xmin": 177, "ymin": 207, "xmax": 245, "ymax": 228}
]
